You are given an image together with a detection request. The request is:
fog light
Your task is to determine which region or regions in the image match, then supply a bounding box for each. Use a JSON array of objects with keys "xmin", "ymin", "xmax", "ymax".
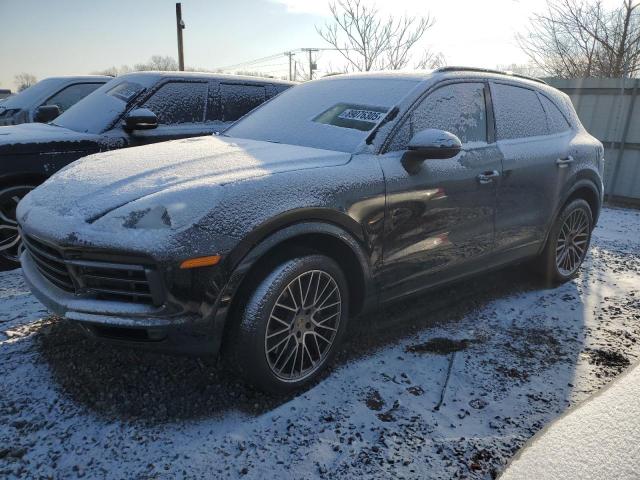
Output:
[{"xmin": 179, "ymin": 255, "xmax": 221, "ymax": 269}]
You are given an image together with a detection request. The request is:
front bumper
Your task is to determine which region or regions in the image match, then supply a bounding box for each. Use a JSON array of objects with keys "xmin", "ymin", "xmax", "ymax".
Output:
[{"xmin": 21, "ymin": 250, "xmax": 222, "ymax": 355}]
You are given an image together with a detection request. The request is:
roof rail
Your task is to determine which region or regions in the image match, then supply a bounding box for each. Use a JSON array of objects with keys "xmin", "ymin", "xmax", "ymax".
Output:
[{"xmin": 434, "ymin": 66, "xmax": 548, "ymax": 85}]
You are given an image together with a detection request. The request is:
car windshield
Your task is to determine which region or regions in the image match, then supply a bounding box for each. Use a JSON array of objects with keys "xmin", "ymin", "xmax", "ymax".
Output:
[
  {"xmin": 52, "ymin": 77, "xmax": 154, "ymax": 134},
  {"xmin": 225, "ymin": 77, "xmax": 421, "ymax": 153},
  {"xmin": 0, "ymin": 78, "xmax": 65, "ymax": 109}
]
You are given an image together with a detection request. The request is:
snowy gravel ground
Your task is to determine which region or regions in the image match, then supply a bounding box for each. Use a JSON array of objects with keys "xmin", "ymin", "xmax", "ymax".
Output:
[{"xmin": 1, "ymin": 206, "xmax": 639, "ymax": 479}]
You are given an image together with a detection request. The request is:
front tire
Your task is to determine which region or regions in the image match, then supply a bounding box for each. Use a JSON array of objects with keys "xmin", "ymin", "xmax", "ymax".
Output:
[
  {"xmin": 225, "ymin": 254, "xmax": 349, "ymax": 393},
  {"xmin": 538, "ymin": 198, "xmax": 593, "ymax": 284},
  {"xmin": 0, "ymin": 185, "xmax": 35, "ymax": 271}
]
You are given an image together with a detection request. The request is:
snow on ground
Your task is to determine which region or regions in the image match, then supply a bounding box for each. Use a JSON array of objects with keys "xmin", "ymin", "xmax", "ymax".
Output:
[
  {"xmin": 1, "ymin": 206, "xmax": 639, "ymax": 479},
  {"xmin": 501, "ymin": 359, "xmax": 640, "ymax": 480}
]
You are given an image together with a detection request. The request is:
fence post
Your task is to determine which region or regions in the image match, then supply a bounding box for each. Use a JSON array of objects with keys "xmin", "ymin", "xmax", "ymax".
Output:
[{"xmin": 608, "ymin": 78, "xmax": 639, "ymax": 199}]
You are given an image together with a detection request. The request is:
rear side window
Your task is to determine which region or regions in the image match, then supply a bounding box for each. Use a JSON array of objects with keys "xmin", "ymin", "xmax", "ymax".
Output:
[
  {"xmin": 389, "ymin": 82, "xmax": 487, "ymax": 150},
  {"xmin": 220, "ymin": 83, "xmax": 266, "ymax": 122},
  {"xmin": 539, "ymin": 94, "xmax": 571, "ymax": 134},
  {"xmin": 43, "ymin": 83, "xmax": 103, "ymax": 113},
  {"xmin": 142, "ymin": 81, "xmax": 207, "ymax": 125},
  {"xmin": 491, "ymin": 83, "xmax": 548, "ymax": 140}
]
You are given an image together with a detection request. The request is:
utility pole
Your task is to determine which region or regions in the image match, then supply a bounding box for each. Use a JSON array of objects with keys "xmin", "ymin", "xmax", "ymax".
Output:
[
  {"xmin": 301, "ymin": 48, "xmax": 318, "ymax": 80},
  {"xmin": 176, "ymin": 3, "xmax": 185, "ymax": 71},
  {"xmin": 284, "ymin": 51, "xmax": 295, "ymax": 81}
]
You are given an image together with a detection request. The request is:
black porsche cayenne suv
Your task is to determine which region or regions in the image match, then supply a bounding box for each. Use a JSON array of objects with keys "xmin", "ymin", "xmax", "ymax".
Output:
[
  {"xmin": 0, "ymin": 72, "xmax": 293, "ymax": 269},
  {"xmin": 19, "ymin": 67, "xmax": 604, "ymax": 393}
]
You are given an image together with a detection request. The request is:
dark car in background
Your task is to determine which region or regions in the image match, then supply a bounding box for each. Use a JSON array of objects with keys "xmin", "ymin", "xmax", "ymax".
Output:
[
  {"xmin": 0, "ymin": 72, "xmax": 294, "ymax": 268},
  {"xmin": 0, "ymin": 76, "xmax": 111, "ymax": 126},
  {"xmin": 18, "ymin": 67, "xmax": 603, "ymax": 393}
]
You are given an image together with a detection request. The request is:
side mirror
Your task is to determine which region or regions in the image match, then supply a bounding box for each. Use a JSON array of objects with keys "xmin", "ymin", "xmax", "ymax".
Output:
[
  {"xmin": 407, "ymin": 129, "xmax": 462, "ymax": 160},
  {"xmin": 34, "ymin": 105, "xmax": 61, "ymax": 123},
  {"xmin": 124, "ymin": 108, "xmax": 158, "ymax": 131}
]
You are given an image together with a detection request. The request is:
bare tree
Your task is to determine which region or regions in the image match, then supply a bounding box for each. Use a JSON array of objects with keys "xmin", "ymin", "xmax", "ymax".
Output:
[
  {"xmin": 91, "ymin": 65, "xmax": 132, "ymax": 77},
  {"xmin": 93, "ymin": 56, "xmax": 181, "ymax": 77},
  {"xmin": 518, "ymin": 0, "xmax": 640, "ymax": 78},
  {"xmin": 316, "ymin": 0, "xmax": 439, "ymax": 71},
  {"xmin": 134, "ymin": 55, "xmax": 179, "ymax": 71},
  {"xmin": 384, "ymin": 16, "xmax": 435, "ymax": 69},
  {"xmin": 496, "ymin": 63, "xmax": 545, "ymax": 77},
  {"xmin": 414, "ymin": 50, "xmax": 447, "ymax": 69},
  {"xmin": 14, "ymin": 73, "xmax": 37, "ymax": 91}
]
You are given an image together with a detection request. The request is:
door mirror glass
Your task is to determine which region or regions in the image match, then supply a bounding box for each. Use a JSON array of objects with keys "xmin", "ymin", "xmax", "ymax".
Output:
[
  {"xmin": 124, "ymin": 108, "xmax": 158, "ymax": 131},
  {"xmin": 407, "ymin": 129, "xmax": 462, "ymax": 160},
  {"xmin": 34, "ymin": 105, "xmax": 61, "ymax": 123}
]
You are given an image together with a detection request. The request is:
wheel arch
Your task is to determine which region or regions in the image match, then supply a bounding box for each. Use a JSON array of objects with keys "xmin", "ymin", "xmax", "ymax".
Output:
[
  {"xmin": 211, "ymin": 216, "xmax": 376, "ymax": 354},
  {"xmin": 229, "ymin": 217, "xmax": 373, "ymax": 312},
  {"xmin": 0, "ymin": 172, "xmax": 49, "ymax": 189},
  {"xmin": 559, "ymin": 176, "xmax": 602, "ymax": 227},
  {"xmin": 538, "ymin": 176, "xmax": 601, "ymax": 257}
]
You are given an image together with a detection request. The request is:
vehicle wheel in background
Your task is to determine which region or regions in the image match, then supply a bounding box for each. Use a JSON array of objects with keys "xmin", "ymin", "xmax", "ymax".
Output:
[
  {"xmin": 537, "ymin": 198, "xmax": 593, "ymax": 284},
  {"xmin": 0, "ymin": 185, "xmax": 34, "ymax": 271},
  {"xmin": 224, "ymin": 254, "xmax": 349, "ymax": 393}
]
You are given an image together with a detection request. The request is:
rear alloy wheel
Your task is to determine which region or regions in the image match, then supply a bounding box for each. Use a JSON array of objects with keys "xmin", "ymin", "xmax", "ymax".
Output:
[
  {"xmin": 225, "ymin": 254, "xmax": 349, "ymax": 393},
  {"xmin": 538, "ymin": 198, "xmax": 593, "ymax": 284},
  {"xmin": 555, "ymin": 208, "xmax": 590, "ymax": 276},
  {"xmin": 0, "ymin": 185, "xmax": 34, "ymax": 271}
]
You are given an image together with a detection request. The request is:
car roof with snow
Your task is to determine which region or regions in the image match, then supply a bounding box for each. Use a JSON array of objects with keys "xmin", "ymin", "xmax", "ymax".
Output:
[
  {"xmin": 318, "ymin": 67, "xmax": 548, "ymax": 87},
  {"xmin": 0, "ymin": 75, "xmax": 113, "ymax": 109},
  {"xmin": 116, "ymin": 71, "xmax": 297, "ymax": 86}
]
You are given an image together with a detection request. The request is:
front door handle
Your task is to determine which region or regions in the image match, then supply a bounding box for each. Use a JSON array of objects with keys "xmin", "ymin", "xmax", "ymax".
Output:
[
  {"xmin": 477, "ymin": 170, "xmax": 500, "ymax": 184},
  {"xmin": 556, "ymin": 156, "xmax": 574, "ymax": 167}
]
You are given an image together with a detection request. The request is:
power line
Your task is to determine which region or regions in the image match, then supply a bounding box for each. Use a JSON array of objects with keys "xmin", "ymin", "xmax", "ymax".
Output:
[
  {"xmin": 213, "ymin": 48, "xmax": 350, "ymax": 73},
  {"xmin": 222, "ymin": 62, "xmax": 289, "ymax": 70},
  {"xmin": 214, "ymin": 53, "xmax": 286, "ymax": 71}
]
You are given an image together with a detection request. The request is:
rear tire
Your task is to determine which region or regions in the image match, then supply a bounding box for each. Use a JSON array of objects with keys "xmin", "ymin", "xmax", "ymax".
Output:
[
  {"xmin": 537, "ymin": 198, "xmax": 593, "ymax": 284},
  {"xmin": 0, "ymin": 185, "xmax": 35, "ymax": 271},
  {"xmin": 224, "ymin": 254, "xmax": 349, "ymax": 393}
]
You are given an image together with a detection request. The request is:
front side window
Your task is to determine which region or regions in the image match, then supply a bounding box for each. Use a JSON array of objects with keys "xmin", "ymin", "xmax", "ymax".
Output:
[
  {"xmin": 491, "ymin": 83, "xmax": 548, "ymax": 140},
  {"xmin": 43, "ymin": 83, "xmax": 103, "ymax": 113},
  {"xmin": 142, "ymin": 81, "xmax": 207, "ymax": 125},
  {"xmin": 389, "ymin": 82, "xmax": 488, "ymax": 151},
  {"xmin": 220, "ymin": 83, "xmax": 266, "ymax": 122}
]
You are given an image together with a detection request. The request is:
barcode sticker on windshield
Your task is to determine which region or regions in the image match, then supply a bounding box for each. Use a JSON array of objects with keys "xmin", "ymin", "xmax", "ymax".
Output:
[{"xmin": 337, "ymin": 109, "xmax": 385, "ymax": 123}]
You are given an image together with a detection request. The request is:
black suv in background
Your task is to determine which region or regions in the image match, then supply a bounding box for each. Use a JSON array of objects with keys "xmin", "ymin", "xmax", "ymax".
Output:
[
  {"xmin": 19, "ymin": 68, "xmax": 603, "ymax": 393},
  {"xmin": 0, "ymin": 72, "xmax": 294, "ymax": 268},
  {"xmin": 0, "ymin": 76, "xmax": 111, "ymax": 126}
]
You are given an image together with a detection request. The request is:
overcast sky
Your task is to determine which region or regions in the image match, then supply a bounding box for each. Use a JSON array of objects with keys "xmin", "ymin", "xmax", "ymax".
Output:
[{"xmin": 0, "ymin": 0, "xmax": 622, "ymax": 89}]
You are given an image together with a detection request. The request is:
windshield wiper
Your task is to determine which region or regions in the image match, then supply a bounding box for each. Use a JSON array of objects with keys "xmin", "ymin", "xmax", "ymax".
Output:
[{"xmin": 365, "ymin": 106, "xmax": 399, "ymax": 145}]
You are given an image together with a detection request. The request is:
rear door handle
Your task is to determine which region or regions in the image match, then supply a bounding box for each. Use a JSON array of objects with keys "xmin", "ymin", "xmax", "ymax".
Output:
[
  {"xmin": 556, "ymin": 156, "xmax": 574, "ymax": 167},
  {"xmin": 477, "ymin": 170, "xmax": 500, "ymax": 184}
]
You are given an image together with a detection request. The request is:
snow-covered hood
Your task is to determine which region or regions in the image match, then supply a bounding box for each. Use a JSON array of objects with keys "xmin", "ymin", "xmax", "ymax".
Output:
[
  {"xmin": 0, "ymin": 122, "xmax": 99, "ymax": 155},
  {"xmin": 19, "ymin": 135, "xmax": 351, "ymax": 233}
]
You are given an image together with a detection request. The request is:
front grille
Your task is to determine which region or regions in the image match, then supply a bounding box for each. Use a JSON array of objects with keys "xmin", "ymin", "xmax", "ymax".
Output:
[
  {"xmin": 22, "ymin": 234, "xmax": 162, "ymax": 306},
  {"xmin": 75, "ymin": 261, "xmax": 154, "ymax": 304},
  {"xmin": 23, "ymin": 234, "xmax": 75, "ymax": 292}
]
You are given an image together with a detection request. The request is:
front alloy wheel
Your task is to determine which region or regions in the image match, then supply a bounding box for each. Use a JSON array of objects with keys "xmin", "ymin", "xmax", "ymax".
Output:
[
  {"xmin": 265, "ymin": 270, "xmax": 342, "ymax": 382},
  {"xmin": 225, "ymin": 254, "xmax": 349, "ymax": 393},
  {"xmin": 0, "ymin": 185, "xmax": 34, "ymax": 270}
]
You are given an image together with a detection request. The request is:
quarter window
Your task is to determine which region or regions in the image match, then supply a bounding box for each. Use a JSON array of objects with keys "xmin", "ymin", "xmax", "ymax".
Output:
[
  {"xmin": 142, "ymin": 82, "xmax": 207, "ymax": 125},
  {"xmin": 43, "ymin": 83, "xmax": 103, "ymax": 114},
  {"xmin": 539, "ymin": 94, "xmax": 571, "ymax": 134},
  {"xmin": 491, "ymin": 83, "xmax": 548, "ymax": 140},
  {"xmin": 389, "ymin": 82, "xmax": 488, "ymax": 151},
  {"xmin": 220, "ymin": 83, "xmax": 266, "ymax": 122}
]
